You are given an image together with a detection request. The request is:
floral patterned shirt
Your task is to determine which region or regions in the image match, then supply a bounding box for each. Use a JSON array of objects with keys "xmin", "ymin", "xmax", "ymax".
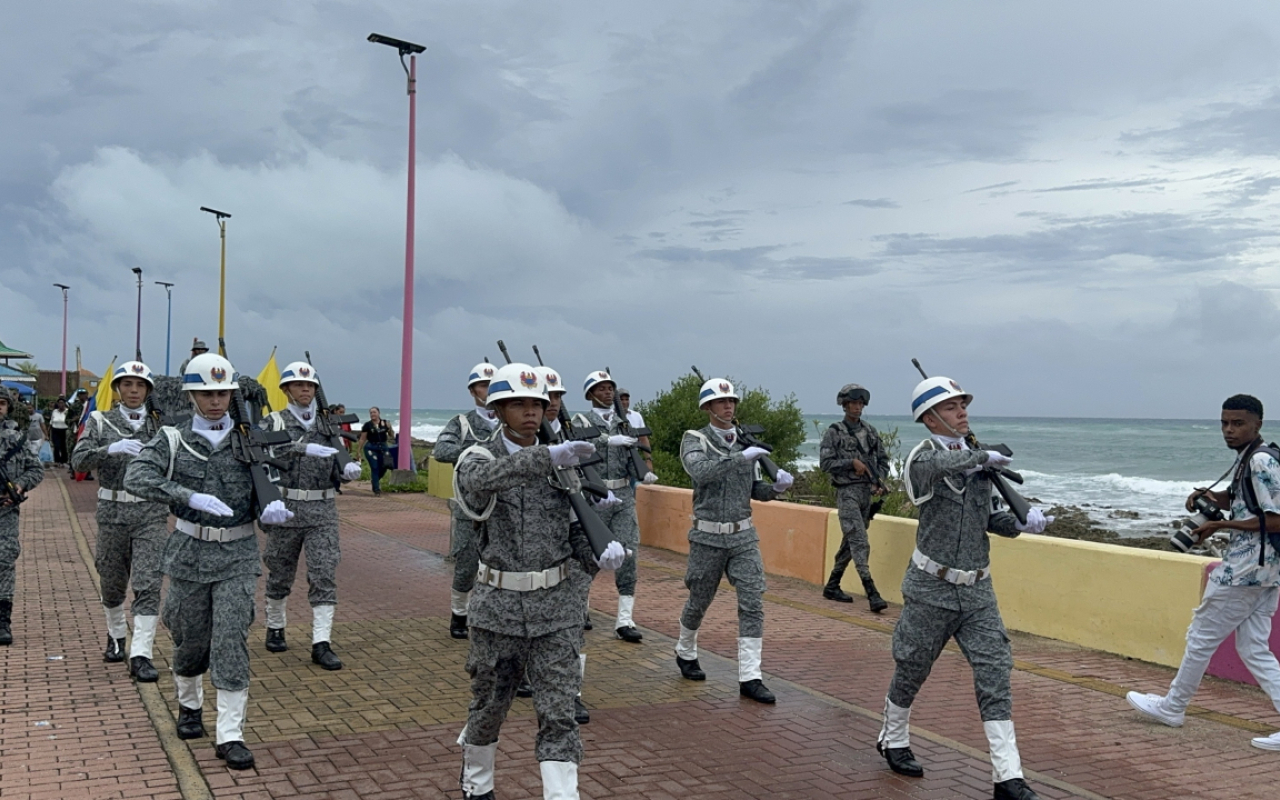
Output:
[{"xmin": 1210, "ymin": 448, "xmax": 1280, "ymax": 588}]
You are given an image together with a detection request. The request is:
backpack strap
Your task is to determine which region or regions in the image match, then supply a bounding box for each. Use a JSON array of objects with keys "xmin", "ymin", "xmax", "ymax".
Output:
[{"xmin": 1238, "ymin": 441, "xmax": 1280, "ymax": 566}]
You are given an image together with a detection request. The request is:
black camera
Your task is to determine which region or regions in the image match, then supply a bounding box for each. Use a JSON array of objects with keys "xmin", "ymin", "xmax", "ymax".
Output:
[{"xmin": 1169, "ymin": 494, "xmax": 1226, "ymax": 553}]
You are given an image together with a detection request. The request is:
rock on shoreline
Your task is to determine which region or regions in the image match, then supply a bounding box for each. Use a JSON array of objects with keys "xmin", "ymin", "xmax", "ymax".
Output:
[{"xmin": 1040, "ymin": 505, "xmax": 1169, "ymax": 551}]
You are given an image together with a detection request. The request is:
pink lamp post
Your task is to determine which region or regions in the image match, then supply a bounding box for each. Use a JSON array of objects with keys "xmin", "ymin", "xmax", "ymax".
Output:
[{"xmin": 53, "ymin": 283, "xmax": 69, "ymax": 396}]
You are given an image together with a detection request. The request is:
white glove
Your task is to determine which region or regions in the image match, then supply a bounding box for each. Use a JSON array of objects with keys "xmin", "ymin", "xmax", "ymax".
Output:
[
  {"xmin": 107, "ymin": 439, "xmax": 144, "ymax": 456},
  {"xmin": 305, "ymin": 443, "xmax": 339, "ymax": 459},
  {"xmin": 188, "ymin": 493, "xmax": 233, "ymax": 517},
  {"xmin": 595, "ymin": 540, "xmax": 628, "ymax": 571},
  {"xmin": 342, "ymin": 462, "xmax": 362, "ymax": 481},
  {"xmin": 1015, "ymin": 507, "xmax": 1053, "ymax": 534},
  {"xmin": 772, "ymin": 469, "xmax": 794, "ymax": 493},
  {"xmin": 742, "ymin": 446, "xmax": 769, "ymax": 462},
  {"xmin": 642, "ymin": 471, "xmax": 658, "ymax": 485},
  {"xmin": 549, "ymin": 440, "xmax": 595, "ymax": 467},
  {"xmin": 259, "ymin": 499, "xmax": 294, "ymax": 525},
  {"xmin": 607, "ymin": 435, "xmax": 638, "ymax": 447},
  {"xmin": 984, "ymin": 451, "xmax": 1012, "ymax": 469},
  {"xmin": 594, "ymin": 490, "xmax": 622, "ymax": 508}
]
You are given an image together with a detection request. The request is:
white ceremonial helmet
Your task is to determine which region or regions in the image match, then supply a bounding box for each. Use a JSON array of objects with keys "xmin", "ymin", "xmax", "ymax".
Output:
[
  {"xmin": 468, "ymin": 362, "xmax": 497, "ymax": 387},
  {"xmin": 910, "ymin": 376, "xmax": 972, "ymax": 421},
  {"xmin": 112, "ymin": 360, "xmax": 155, "ymax": 388},
  {"xmin": 582, "ymin": 370, "xmax": 614, "ymax": 401},
  {"xmin": 183, "ymin": 353, "xmax": 238, "ymax": 392},
  {"xmin": 279, "ymin": 361, "xmax": 319, "ymax": 387},
  {"xmin": 535, "ymin": 366, "xmax": 565, "ymax": 395},
  {"xmin": 698, "ymin": 378, "xmax": 739, "ymax": 409},
  {"xmin": 485, "ymin": 363, "xmax": 548, "ymax": 408}
]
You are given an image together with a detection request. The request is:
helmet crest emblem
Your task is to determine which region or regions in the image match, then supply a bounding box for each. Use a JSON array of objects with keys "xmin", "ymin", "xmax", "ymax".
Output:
[
  {"xmin": 520, "ymin": 371, "xmax": 538, "ymax": 388},
  {"xmin": 131, "ymin": 364, "xmax": 145, "ymax": 374},
  {"xmin": 299, "ymin": 367, "xmax": 311, "ymax": 377},
  {"xmin": 949, "ymin": 380, "xmax": 962, "ymax": 392},
  {"xmin": 546, "ymin": 373, "xmax": 559, "ymax": 387},
  {"xmin": 597, "ymin": 372, "xmax": 608, "ymax": 379},
  {"xmin": 719, "ymin": 382, "xmax": 729, "ymax": 393},
  {"xmin": 483, "ymin": 367, "xmax": 494, "ymax": 377},
  {"xmin": 210, "ymin": 367, "xmax": 227, "ymax": 383}
]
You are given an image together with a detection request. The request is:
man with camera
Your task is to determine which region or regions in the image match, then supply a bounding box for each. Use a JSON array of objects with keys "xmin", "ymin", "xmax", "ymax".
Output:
[{"xmin": 1126, "ymin": 394, "xmax": 1280, "ymax": 752}]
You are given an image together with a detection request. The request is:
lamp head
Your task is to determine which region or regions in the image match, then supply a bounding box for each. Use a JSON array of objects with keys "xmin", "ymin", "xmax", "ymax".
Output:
[
  {"xmin": 368, "ymin": 32, "xmax": 425, "ymax": 54},
  {"xmin": 199, "ymin": 206, "xmax": 231, "ymax": 219}
]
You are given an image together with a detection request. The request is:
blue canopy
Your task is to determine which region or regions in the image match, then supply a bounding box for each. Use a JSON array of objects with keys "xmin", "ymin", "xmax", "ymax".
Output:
[{"xmin": 1, "ymin": 380, "xmax": 35, "ymax": 396}]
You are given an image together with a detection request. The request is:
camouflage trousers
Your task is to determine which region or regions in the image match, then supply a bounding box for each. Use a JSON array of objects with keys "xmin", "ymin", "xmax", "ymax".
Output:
[
  {"xmin": 450, "ymin": 515, "xmax": 480, "ymax": 594},
  {"xmin": 462, "ymin": 626, "xmax": 583, "ymax": 763},
  {"xmin": 0, "ymin": 513, "xmax": 19, "ymax": 601},
  {"xmin": 597, "ymin": 488, "xmax": 640, "ymax": 596},
  {"xmin": 833, "ymin": 484, "xmax": 874, "ymax": 581},
  {"xmin": 96, "ymin": 521, "xmax": 167, "ymax": 615},
  {"xmin": 162, "ymin": 574, "xmax": 256, "ymax": 691},
  {"xmin": 888, "ymin": 597, "xmax": 1014, "ymax": 721},
  {"xmin": 680, "ymin": 539, "xmax": 766, "ymax": 638},
  {"xmin": 262, "ymin": 519, "xmax": 340, "ymax": 606}
]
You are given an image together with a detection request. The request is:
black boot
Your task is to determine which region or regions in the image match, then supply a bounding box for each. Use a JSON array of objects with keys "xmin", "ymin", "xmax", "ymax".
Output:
[
  {"xmin": 583, "ymin": 610, "xmax": 593, "ymax": 630},
  {"xmin": 615, "ymin": 625, "xmax": 643, "ymax": 643},
  {"xmin": 0, "ymin": 598, "xmax": 12, "ymax": 646},
  {"xmin": 676, "ymin": 656, "xmax": 705, "ymax": 681},
  {"xmin": 574, "ymin": 696, "xmax": 590, "ymax": 724},
  {"xmin": 877, "ymin": 741, "xmax": 924, "ymax": 777},
  {"xmin": 862, "ymin": 577, "xmax": 889, "ymax": 613},
  {"xmin": 215, "ymin": 741, "xmax": 256, "ymax": 770},
  {"xmin": 129, "ymin": 656, "xmax": 159, "ymax": 682},
  {"xmin": 516, "ymin": 679, "xmax": 534, "ymax": 698},
  {"xmin": 739, "ymin": 679, "xmax": 776, "ymax": 704},
  {"xmin": 311, "ymin": 641, "xmax": 343, "ymax": 670},
  {"xmin": 176, "ymin": 706, "xmax": 206, "ymax": 740},
  {"xmin": 994, "ymin": 778, "xmax": 1041, "ymax": 800},
  {"xmin": 449, "ymin": 613, "xmax": 469, "ymax": 639},
  {"xmin": 265, "ymin": 627, "xmax": 287, "ymax": 652},
  {"xmin": 103, "ymin": 635, "xmax": 126, "ymax": 663},
  {"xmin": 823, "ymin": 568, "xmax": 853, "ymax": 603}
]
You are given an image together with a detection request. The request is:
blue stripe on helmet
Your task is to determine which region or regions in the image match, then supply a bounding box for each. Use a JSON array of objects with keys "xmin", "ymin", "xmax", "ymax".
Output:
[
  {"xmin": 469, "ymin": 371, "xmax": 482, "ymax": 382},
  {"xmin": 911, "ymin": 385, "xmax": 949, "ymax": 412},
  {"xmin": 281, "ymin": 369, "xmax": 296, "ymax": 380},
  {"xmin": 489, "ymin": 379, "xmax": 514, "ymax": 394},
  {"xmin": 699, "ymin": 387, "xmax": 716, "ymax": 401},
  {"xmin": 183, "ymin": 373, "xmax": 203, "ymax": 384}
]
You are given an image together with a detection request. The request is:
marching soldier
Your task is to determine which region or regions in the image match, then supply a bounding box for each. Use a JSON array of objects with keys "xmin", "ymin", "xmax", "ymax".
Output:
[
  {"xmin": 819, "ymin": 383, "xmax": 891, "ymax": 612},
  {"xmin": 70, "ymin": 361, "xmax": 169, "ymax": 679},
  {"xmin": 673, "ymin": 378, "xmax": 793, "ymax": 704},
  {"xmin": 0, "ymin": 387, "xmax": 45, "ymax": 646},
  {"xmin": 124, "ymin": 353, "xmax": 295, "ymax": 770},
  {"xmin": 432, "ymin": 362, "xmax": 500, "ymax": 640},
  {"xmin": 574, "ymin": 370, "xmax": 657, "ymax": 643},
  {"xmin": 260, "ymin": 361, "xmax": 362, "ymax": 669},
  {"xmin": 877, "ymin": 376, "xmax": 1048, "ymax": 800},
  {"xmin": 454, "ymin": 363, "xmax": 626, "ymax": 800}
]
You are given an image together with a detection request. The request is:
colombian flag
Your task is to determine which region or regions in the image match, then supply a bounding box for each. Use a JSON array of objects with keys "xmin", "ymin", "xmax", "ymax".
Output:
[{"xmin": 256, "ymin": 349, "xmax": 289, "ymax": 414}]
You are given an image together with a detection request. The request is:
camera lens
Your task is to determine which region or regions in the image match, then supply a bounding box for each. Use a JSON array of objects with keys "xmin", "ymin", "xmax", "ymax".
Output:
[{"xmin": 1169, "ymin": 530, "xmax": 1197, "ymax": 553}]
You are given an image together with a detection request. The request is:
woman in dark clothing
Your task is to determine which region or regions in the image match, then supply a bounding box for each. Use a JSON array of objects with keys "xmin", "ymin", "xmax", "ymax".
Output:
[{"xmin": 356, "ymin": 407, "xmax": 396, "ymax": 495}]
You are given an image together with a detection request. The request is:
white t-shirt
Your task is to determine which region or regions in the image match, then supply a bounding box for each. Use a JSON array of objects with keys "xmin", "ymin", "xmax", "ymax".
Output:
[
  {"xmin": 627, "ymin": 410, "xmax": 645, "ymax": 429},
  {"xmin": 50, "ymin": 409, "xmax": 68, "ymax": 430}
]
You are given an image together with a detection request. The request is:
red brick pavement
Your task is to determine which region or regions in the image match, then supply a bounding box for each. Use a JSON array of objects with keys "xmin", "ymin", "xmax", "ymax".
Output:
[{"xmin": 4, "ymin": 475, "xmax": 1280, "ymax": 799}]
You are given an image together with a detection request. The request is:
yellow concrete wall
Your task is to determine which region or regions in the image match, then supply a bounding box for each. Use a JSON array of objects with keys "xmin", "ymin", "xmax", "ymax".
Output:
[{"xmin": 427, "ymin": 457, "xmax": 454, "ymax": 499}]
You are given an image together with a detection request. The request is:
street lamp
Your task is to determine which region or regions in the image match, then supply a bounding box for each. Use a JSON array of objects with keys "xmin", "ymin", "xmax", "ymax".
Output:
[
  {"xmin": 368, "ymin": 31, "xmax": 426, "ymax": 472},
  {"xmin": 53, "ymin": 283, "xmax": 69, "ymax": 396},
  {"xmin": 199, "ymin": 206, "xmax": 232, "ymax": 357},
  {"xmin": 131, "ymin": 267, "xmax": 143, "ymax": 362},
  {"xmin": 155, "ymin": 281, "xmax": 175, "ymax": 375}
]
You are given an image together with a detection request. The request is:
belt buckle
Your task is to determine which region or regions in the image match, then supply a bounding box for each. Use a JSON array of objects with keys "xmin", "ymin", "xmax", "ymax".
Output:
[
  {"xmin": 935, "ymin": 566, "xmax": 949, "ymax": 581},
  {"xmin": 530, "ymin": 571, "xmax": 547, "ymax": 590}
]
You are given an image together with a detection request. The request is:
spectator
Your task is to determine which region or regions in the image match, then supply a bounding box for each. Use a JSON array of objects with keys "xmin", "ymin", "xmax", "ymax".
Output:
[
  {"xmin": 26, "ymin": 403, "xmax": 47, "ymax": 458},
  {"xmin": 356, "ymin": 407, "xmax": 396, "ymax": 495},
  {"xmin": 176, "ymin": 339, "xmax": 210, "ymax": 378},
  {"xmin": 49, "ymin": 398, "xmax": 70, "ymax": 465},
  {"xmin": 334, "ymin": 404, "xmax": 354, "ymax": 452}
]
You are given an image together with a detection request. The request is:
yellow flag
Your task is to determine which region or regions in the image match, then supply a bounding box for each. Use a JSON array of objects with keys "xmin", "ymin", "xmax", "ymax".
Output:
[
  {"xmin": 94, "ymin": 357, "xmax": 117, "ymax": 413},
  {"xmin": 257, "ymin": 350, "xmax": 288, "ymax": 414}
]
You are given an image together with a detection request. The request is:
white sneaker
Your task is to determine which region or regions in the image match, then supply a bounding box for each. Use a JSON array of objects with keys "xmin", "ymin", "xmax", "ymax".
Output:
[
  {"xmin": 1251, "ymin": 731, "xmax": 1280, "ymax": 751},
  {"xmin": 1125, "ymin": 691, "xmax": 1185, "ymax": 727}
]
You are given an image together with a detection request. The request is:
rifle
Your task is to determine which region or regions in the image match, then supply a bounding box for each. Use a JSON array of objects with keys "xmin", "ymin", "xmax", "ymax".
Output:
[
  {"xmin": 691, "ymin": 366, "xmax": 780, "ymax": 481},
  {"xmin": 0, "ymin": 434, "xmax": 29, "ymax": 508},
  {"xmin": 531, "ymin": 345, "xmax": 609, "ymax": 498},
  {"xmin": 604, "ymin": 365, "xmax": 653, "ymax": 479},
  {"xmin": 304, "ymin": 351, "xmax": 359, "ymax": 479},
  {"xmin": 910, "ymin": 358, "xmax": 1031, "ymax": 524},
  {"xmin": 226, "ymin": 377, "xmax": 292, "ymax": 511},
  {"xmin": 495, "ymin": 339, "xmax": 614, "ymax": 557},
  {"xmin": 863, "ymin": 455, "xmax": 888, "ymax": 524}
]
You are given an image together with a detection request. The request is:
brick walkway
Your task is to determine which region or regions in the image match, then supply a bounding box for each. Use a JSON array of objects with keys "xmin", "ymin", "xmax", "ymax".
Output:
[{"xmin": 2, "ymin": 474, "xmax": 1279, "ymax": 799}]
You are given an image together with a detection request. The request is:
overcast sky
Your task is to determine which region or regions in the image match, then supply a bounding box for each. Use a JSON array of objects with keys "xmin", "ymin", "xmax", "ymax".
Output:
[{"xmin": 5, "ymin": 1, "xmax": 1280, "ymax": 419}]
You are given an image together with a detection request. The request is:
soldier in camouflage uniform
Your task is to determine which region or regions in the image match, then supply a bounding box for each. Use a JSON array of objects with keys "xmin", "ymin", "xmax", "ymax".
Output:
[
  {"xmin": 67, "ymin": 388, "xmax": 92, "ymax": 479},
  {"xmin": 70, "ymin": 361, "xmax": 169, "ymax": 680},
  {"xmin": 433, "ymin": 361, "xmax": 500, "ymax": 640},
  {"xmin": 454, "ymin": 363, "xmax": 626, "ymax": 800},
  {"xmin": 673, "ymin": 378, "xmax": 794, "ymax": 704},
  {"xmin": 0, "ymin": 387, "xmax": 45, "ymax": 646},
  {"xmin": 260, "ymin": 361, "xmax": 363, "ymax": 670},
  {"xmin": 124, "ymin": 353, "xmax": 295, "ymax": 771},
  {"xmin": 876, "ymin": 376, "xmax": 1049, "ymax": 800},
  {"xmin": 573, "ymin": 370, "xmax": 658, "ymax": 644},
  {"xmin": 819, "ymin": 383, "xmax": 891, "ymax": 612}
]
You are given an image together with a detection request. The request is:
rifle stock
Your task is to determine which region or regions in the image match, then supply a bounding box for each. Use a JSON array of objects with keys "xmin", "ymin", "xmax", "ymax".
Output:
[
  {"xmin": 304, "ymin": 351, "xmax": 357, "ymax": 477},
  {"xmin": 227, "ymin": 385, "xmax": 290, "ymax": 509}
]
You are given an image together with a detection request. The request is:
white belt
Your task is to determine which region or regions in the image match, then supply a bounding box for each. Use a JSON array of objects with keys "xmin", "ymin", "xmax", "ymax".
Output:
[
  {"xmin": 176, "ymin": 518, "xmax": 256, "ymax": 543},
  {"xmin": 283, "ymin": 488, "xmax": 336, "ymax": 501},
  {"xmin": 602, "ymin": 478, "xmax": 629, "ymax": 490},
  {"xmin": 912, "ymin": 548, "xmax": 990, "ymax": 587},
  {"xmin": 97, "ymin": 487, "xmax": 145, "ymax": 504},
  {"xmin": 475, "ymin": 561, "xmax": 568, "ymax": 592},
  {"xmin": 694, "ymin": 516, "xmax": 754, "ymax": 534}
]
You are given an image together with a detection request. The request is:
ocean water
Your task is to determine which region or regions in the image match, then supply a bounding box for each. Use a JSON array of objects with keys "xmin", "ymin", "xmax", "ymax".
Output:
[{"xmin": 351, "ymin": 408, "xmax": 1237, "ymax": 538}]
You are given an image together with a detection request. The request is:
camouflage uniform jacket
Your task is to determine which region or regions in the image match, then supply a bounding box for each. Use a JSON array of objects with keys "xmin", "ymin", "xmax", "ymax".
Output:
[
  {"xmin": 432, "ymin": 409, "xmax": 498, "ymax": 464},
  {"xmin": 123, "ymin": 421, "xmax": 260, "ymax": 583},
  {"xmin": 455, "ymin": 437, "xmax": 596, "ymax": 638},
  {"xmin": 904, "ymin": 440, "xmax": 1020, "ymax": 611},
  {"xmin": 0, "ymin": 425, "xmax": 44, "ymax": 519},
  {"xmin": 573, "ymin": 408, "xmax": 634, "ymax": 482},
  {"xmin": 819, "ymin": 418, "xmax": 890, "ymax": 487},
  {"xmin": 70, "ymin": 406, "xmax": 169, "ymax": 527},
  {"xmin": 261, "ymin": 409, "xmax": 340, "ymax": 528},
  {"xmin": 680, "ymin": 425, "xmax": 778, "ymax": 549}
]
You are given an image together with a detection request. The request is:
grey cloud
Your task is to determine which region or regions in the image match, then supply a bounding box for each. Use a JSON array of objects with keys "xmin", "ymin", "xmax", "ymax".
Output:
[
  {"xmin": 844, "ymin": 198, "xmax": 899, "ymax": 208},
  {"xmin": 637, "ymin": 245, "xmax": 877, "ymax": 280},
  {"xmin": 853, "ymin": 90, "xmax": 1048, "ymax": 161},
  {"xmin": 1035, "ymin": 176, "xmax": 1169, "ymax": 193},
  {"xmin": 965, "ymin": 181, "xmax": 1021, "ymax": 194},
  {"xmin": 1123, "ymin": 89, "xmax": 1280, "ymax": 159}
]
